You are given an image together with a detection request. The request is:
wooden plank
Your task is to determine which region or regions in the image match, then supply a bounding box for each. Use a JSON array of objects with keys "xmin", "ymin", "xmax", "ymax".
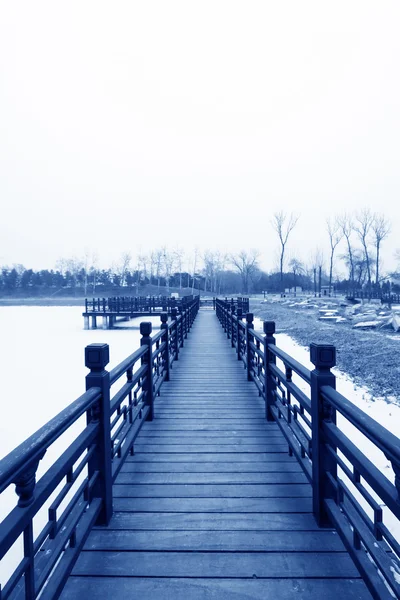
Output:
[
  {"xmin": 61, "ymin": 577, "xmax": 373, "ymax": 600},
  {"xmin": 124, "ymin": 453, "xmax": 294, "ymax": 462},
  {"xmin": 105, "ymin": 512, "xmax": 320, "ymax": 531},
  {"xmin": 138, "ymin": 432, "xmax": 285, "ymax": 439},
  {"xmin": 72, "ymin": 551, "xmax": 360, "ymax": 578},
  {"xmin": 113, "ymin": 483, "xmax": 311, "ymax": 498},
  {"xmin": 120, "ymin": 461, "xmax": 303, "ymax": 473},
  {"xmin": 131, "ymin": 444, "xmax": 288, "ymax": 452},
  {"xmin": 84, "ymin": 529, "xmax": 344, "ymax": 551},
  {"xmin": 113, "ymin": 497, "xmax": 313, "ymax": 513},
  {"xmin": 139, "ymin": 423, "xmax": 278, "ymax": 430},
  {"xmin": 115, "ymin": 472, "xmax": 308, "ymax": 484}
]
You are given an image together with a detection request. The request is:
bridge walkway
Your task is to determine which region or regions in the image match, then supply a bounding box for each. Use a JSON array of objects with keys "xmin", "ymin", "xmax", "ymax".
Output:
[{"xmin": 61, "ymin": 310, "xmax": 372, "ymax": 599}]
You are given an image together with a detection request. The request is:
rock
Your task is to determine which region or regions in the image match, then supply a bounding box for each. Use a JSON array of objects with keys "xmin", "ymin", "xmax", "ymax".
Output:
[
  {"xmin": 392, "ymin": 313, "xmax": 400, "ymax": 332},
  {"xmin": 353, "ymin": 321, "xmax": 380, "ymax": 329}
]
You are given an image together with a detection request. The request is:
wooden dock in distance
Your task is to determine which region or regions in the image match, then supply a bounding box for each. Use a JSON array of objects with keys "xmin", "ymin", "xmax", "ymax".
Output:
[{"xmin": 62, "ymin": 310, "xmax": 372, "ymax": 600}]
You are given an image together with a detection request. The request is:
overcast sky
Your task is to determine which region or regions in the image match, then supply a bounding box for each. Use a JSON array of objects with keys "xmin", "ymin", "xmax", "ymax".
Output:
[{"xmin": 1, "ymin": 1, "xmax": 399, "ymax": 275}]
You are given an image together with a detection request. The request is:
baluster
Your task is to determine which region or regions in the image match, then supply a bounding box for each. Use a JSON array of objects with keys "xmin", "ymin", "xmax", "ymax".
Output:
[
  {"xmin": 85, "ymin": 343, "xmax": 112, "ymax": 525},
  {"xmin": 263, "ymin": 321, "xmax": 276, "ymax": 421},
  {"xmin": 171, "ymin": 308, "xmax": 179, "ymax": 360},
  {"xmin": 245, "ymin": 313, "xmax": 254, "ymax": 381},
  {"xmin": 140, "ymin": 322, "xmax": 155, "ymax": 421},
  {"xmin": 231, "ymin": 305, "xmax": 236, "ymax": 348},
  {"xmin": 160, "ymin": 312, "xmax": 170, "ymax": 381},
  {"xmin": 310, "ymin": 342, "xmax": 337, "ymax": 527},
  {"xmin": 236, "ymin": 308, "xmax": 243, "ymax": 360}
]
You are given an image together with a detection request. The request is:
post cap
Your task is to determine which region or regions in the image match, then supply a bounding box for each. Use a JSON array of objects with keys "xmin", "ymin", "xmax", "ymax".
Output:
[
  {"xmin": 246, "ymin": 312, "xmax": 254, "ymax": 323},
  {"xmin": 237, "ymin": 308, "xmax": 243, "ymax": 317},
  {"xmin": 263, "ymin": 321, "xmax": 275, "ymax": 335},
  {"xmin": 85, "ymin": 343, "xmax": 109, "ymax": 370},
  {"xmin": 160, "ymin": 312, "xmax": 168, "ymax": 323},
  {"xmin": 310, "ymin": 343, "xmax": 336, "ymax": 369},
  {"xmin": 140, "ymin": 322, "xmax": 153, "ymax": 336}
]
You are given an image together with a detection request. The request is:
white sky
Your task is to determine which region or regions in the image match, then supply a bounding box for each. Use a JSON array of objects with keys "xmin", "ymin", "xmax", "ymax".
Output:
[{"xmin": 1, "ymin": 1, "xmax": 399, "ymax": 274}]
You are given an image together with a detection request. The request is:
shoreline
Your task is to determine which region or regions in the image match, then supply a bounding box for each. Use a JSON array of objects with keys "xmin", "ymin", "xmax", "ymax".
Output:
[{"xmin": 0, "ymin": 297, "xmax": 85, "ymax": 307}]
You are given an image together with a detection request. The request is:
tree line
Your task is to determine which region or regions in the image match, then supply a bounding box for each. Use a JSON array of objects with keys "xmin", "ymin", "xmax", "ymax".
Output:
[{"xmin": 1, "ymin": 210, "xmax": 398, "ymax": 297}]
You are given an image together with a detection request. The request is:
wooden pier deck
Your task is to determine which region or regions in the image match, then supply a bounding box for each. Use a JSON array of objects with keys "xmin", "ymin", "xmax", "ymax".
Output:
[{"xmin": 61, "ymin": 310, "xmax": 372, "ymax": 600}]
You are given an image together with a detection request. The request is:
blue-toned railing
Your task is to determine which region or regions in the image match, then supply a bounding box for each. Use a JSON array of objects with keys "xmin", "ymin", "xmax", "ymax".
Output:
[
  {"xmin": 0, "ymin": 297, "xmax": 199, "ymax": 600},
  {"xmin": 216, "ymin": 298, "xmax": 400, "ymax": 600}
]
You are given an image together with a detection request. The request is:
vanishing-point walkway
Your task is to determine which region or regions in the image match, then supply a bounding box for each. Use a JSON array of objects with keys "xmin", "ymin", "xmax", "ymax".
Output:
[{"xmin": 61, "ymin": 310, "xmax": 372, "ymax": 600}]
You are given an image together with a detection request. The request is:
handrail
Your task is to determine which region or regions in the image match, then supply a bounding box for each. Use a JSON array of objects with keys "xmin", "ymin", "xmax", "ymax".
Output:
[
  {"xmin": 215, "ymin": 296, "xmax": 400, "ymax": 599},
  {"xmin": 321, "ymin": 386, "xmax": 400, "ymax": 464},
  {"xmin": 0, "ymin": 295, "xmax": 200, "ymax": 600},
  {"xmin": 109, "ymin": 346, "xmax": 147, "ymax": 385},
  {"xmin": 0, "ymin": 387, "xmax": 101, "ymax": 493}
]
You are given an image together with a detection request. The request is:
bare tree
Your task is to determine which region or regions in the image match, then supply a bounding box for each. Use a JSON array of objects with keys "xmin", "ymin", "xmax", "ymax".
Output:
[
  {"xmin": 372, "ymin": 213, "xmax": 391, "ymax": 285},
  {"xmin": 337, "ymin": 213, "xmax": 355, "ymax": 296},
  {"xmin": 309, "ymin": 248, "xmax": 324, "ymax": 297},
  {"xmin": 271, "ymin": 211, "xmax": 300, "ymax": 293},
  {"xmin": 63, "ymin": 257, "xmax": 84, "ymax": 293},
  {"xmin": 174, "ymin": 248, "xmax": 185, "ymax": 290},
  {"xmin": 161, "ymin": 247, "xmax": 175, "ymax": 296},
  {"xmin": 354, "ymin": 208, "xmax": 374, "ymax": 296},
  {"xmin": 288, "ymin": 257, "xmax": 304, "ymax": 296},
  {"xmin": 203, "ymin": 251, "xmax": 219, "ymax": 293},
  {"xmin": 230, "ymin": 250, "xmax": 260, "ymax": 295},
  {"xmin": 326, "ymin": 217, "xmax": 343, "ymax": 296},
  {"xmin": 153, "ymin": 249, "xmax": 164, "ymax": 293},
  {"xmin": 191, "ymin": 248, "xmax": 199, "ymax": 294},
  {"xmin": 119, "ymin": 252, "xmax": 131, "ymax": 288}
]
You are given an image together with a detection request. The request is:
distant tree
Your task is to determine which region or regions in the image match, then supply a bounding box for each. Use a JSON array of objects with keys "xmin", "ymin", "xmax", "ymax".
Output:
[
  {"xmin": 161, "ymin": 247, "xmax": 176, "ymax": 296},
  {"xmin": 309, "ymin": 249, "xmax": 324, "ymax": 297},
  {"xmin": 288, "ymin": 257, "xmax": 304, "ymax": 295},
  {"xmin": 326, "ymin": 217, "xmax": 343, "ymax": 296},
  {"xmin": 372, "ymin": 213, "xmax": 391, "ymax": 285},
  {"xmin": 337, "ymin": 213, "xmax": 356, "ymax": 296},
  {"xmin": 230, "ymin": 250, "xmax": 260, "ymax": 294},
  {"xmin": 20, "ymin": 269, "xmax": 34, "ymax": 289},
  {"xmin": 119, "ymin": 252, "xmax": 132, "ymax": 287},
  {"xmin": 173, "ymin": 248, "xmax": 185, "ymax": 290},
  {"xmin": 271, "ymin": 211, "xmax": 300, "ymax": 293},
  {"xmin": 354, "ymin": 208, "xmax": 374, "ymax": 297}
]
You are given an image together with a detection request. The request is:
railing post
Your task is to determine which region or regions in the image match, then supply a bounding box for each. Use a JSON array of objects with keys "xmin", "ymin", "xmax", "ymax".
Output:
[
  {"xmin": 160, "ymin": 312, "xmax": 170, "ymax": 382},
  {"xmin": 85, "ymin": 343, "xmax": 112, "ymax": 525},
  {"xmin": 140, "ymin": 322, "xmax": 155, "ymax": 421},
  {"xmin": 310, "ymin": 342, "xmax": 337, "ymax": 527},
  {"xmin": 171, "ymin": 308, "xmax": 179, "ymax": 360},
  {"xmin": 263, "ymin": 321, "xmax": 276, "ymax": 421},
  {"xmin": 245, "ymin": 313, "xmax": 254, "ymax": 381}
]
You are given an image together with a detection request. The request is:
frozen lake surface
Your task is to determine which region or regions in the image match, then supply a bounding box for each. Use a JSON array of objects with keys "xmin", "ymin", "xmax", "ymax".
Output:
[{"xmin": 0, "ymin": 307, "xmax": 162, "ymax": 458}]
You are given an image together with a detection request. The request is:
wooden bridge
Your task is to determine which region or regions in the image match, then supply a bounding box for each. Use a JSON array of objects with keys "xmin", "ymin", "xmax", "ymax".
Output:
[
  {"xmin": 82, "ymin": 295, "xmax": 249, "ymax": 328},
  {"xmin": 1, "ymin": 298, "xmax": 399, "ymax": 599}
]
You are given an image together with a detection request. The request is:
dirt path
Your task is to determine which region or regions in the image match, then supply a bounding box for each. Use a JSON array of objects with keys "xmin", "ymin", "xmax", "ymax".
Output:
[{"xmin": 252, "ymin": 301, "xmax": 400, "ymax": 401}]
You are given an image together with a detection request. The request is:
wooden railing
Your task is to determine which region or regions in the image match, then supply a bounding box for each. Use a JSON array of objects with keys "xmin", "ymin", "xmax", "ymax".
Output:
[
  {"xmin": 347, "ymin": 292, "xmax": 400, "ymax": 305},
  {"xmin": 216, "ymin": 298, "xmax": 400, "ymax": 600},
  {"xmin": 0, "ymin": 297, "xmax": 199, "ymax": 600},
  {"xmin": 84, "ymin": 294, "xmax": 197, "ymax": 314}
]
